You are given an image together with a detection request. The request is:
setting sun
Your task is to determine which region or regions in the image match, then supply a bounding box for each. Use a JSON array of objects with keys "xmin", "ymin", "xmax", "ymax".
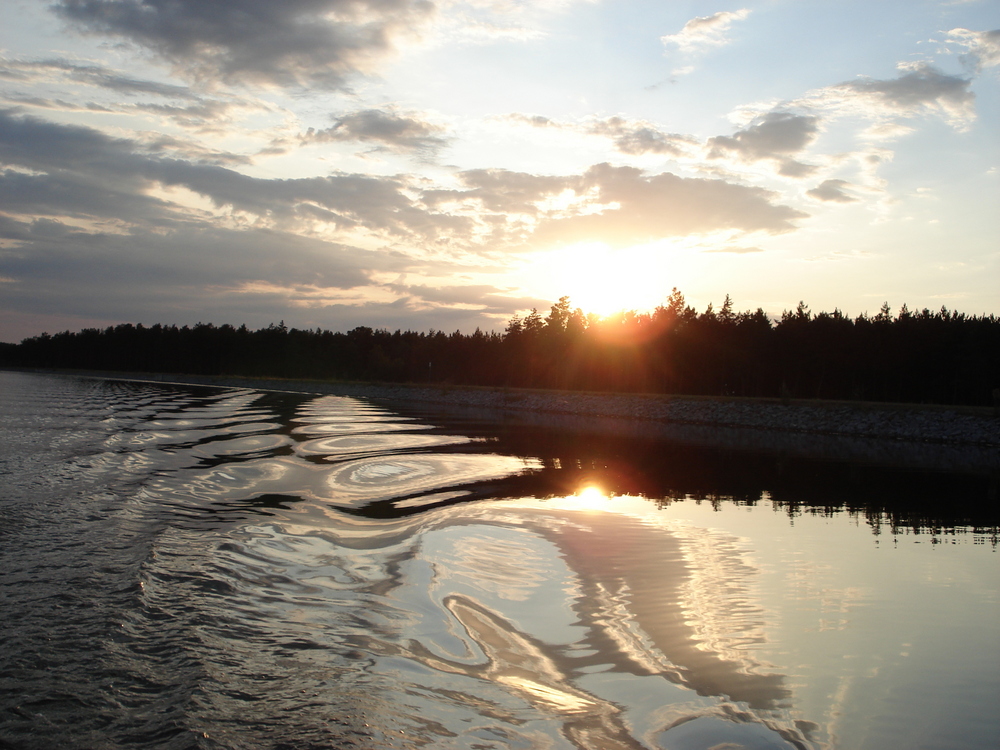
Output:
[{"xmin": 522, "ymin": 241, "xmax": 684, "ymax": 318}]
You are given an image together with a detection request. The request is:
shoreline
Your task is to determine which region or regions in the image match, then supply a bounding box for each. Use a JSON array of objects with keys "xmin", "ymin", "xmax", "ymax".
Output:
[
  {"xmin": 10, "ymin": 367, "xmax": 997, "ymax": 440},
  {"xmin": 6, "ymin": 368, "xmax": 1000, "ymax": 471}
]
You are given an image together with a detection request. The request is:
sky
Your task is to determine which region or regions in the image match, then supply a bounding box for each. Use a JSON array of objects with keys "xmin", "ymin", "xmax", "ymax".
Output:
[{"xmin": 0, "ymin": 0, "xmax": 998, "ymax": 343}]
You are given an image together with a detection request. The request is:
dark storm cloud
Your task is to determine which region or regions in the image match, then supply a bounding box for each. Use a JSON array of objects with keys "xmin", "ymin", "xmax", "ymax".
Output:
[
  {"xmin": 303, "ymin": 108, "xmax": 449, "ymax": 156},
  {"xmin": 708, "ymin": 112, "xmax": 819, "ymax": 177},
  {"xmin": 53, "ymin": 0, "xmax": 437, "ymax": 89}
]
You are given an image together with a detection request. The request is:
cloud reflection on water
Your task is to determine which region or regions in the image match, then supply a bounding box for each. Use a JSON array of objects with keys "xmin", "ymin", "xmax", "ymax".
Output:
[
  {"xmin": 251, "ymin": 495, "xmax": 815, "ymax": 748},
  {"xmin": 16, "ymin": 376, "xmax": 990, "ymax": 749},
  {"xmin": 126, "ymin": 386, "xmax": 815, "ymax": 746}
]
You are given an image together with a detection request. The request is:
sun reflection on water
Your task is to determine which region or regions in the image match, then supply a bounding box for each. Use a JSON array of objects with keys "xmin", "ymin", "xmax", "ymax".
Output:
[{"xmin": 570, "ymin": 485, "xmax": 611, "ymax": 511}]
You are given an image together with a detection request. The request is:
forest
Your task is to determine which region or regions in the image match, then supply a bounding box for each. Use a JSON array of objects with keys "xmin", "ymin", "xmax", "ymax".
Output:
[{"xmin": 2, "ymin": 290, "xmax": 999, "ymax": 407}]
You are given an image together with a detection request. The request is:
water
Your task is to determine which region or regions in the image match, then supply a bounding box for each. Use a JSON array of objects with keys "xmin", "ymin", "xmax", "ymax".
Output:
[{"xmin": 1, "ymin": 370, "xmax": 997, "ymax": 750}]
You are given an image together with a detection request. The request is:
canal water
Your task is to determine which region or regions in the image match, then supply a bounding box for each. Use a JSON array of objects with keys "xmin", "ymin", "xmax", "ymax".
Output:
[{"xmin": 1, "ymin": 370, "xmax": 997, "ymax": 750}]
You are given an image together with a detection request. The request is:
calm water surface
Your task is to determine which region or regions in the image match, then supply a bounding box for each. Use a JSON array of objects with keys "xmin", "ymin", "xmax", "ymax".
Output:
[{"xmin": 1, "ymin": 371, "xmax": 997, "ymax": 750}]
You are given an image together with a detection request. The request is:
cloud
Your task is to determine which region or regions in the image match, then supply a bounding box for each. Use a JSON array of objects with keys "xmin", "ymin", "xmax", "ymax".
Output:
[
  {"xmin": 0, "ymin": 218, "xmax": 408, "ymax": 339},
  {"xmin": 586, "ymin": 117, "xmax": 695, "ymax": 156},
  {"xmin": 947, "ymin": 28, "xmax": 1000, "ymax": 72},
  {"xmin": 661, "ymin": 9, "xmax": 751, "ymax": 54},
  {"xmin": 823, "ymin": 62, "xmax": 975, "ymax": 128},
  {"xmin": 452, "ymin": 163, "xmax": 804, "ymax": 248},
  {"xmin": 0, "ymin": 56, "xmax": 265, "ymax": 132},
  {"xmin": 708, "ymin": 112, "xmax": 820, "ymax": 177},
  {"xmin": 0, "ymin": 168, "xmax": 182, "ymax": 228},
  {"xmin": 549, "ymin": 163, "xmax": 807, "ymax": 244},
  {"xmin": 422, "ymin": 162, "xmax": 808, "ymax": 248},
  {"xmin": 303, "ymin": 108, "xmax": 449, "ymax": 156},
  {"xmin": 2, "ymin": 109, "xmax": 806, "ymax": 259},
  {"xmin": 504, "ymin": 112, "xmax": 555, "ymax": 128},
  {"xmin": 433, "ymin": 13, "xmax": 546, "ymax": 43},
  {"xmin": 0, "ymin": 56, "xmax": 199, "ymax": 99},
  {"xmin": 422, "ymin": 169, "xmax": 569, "ymax": 215},
  {"xmin": 384, "ymin": 281, "xmax": 541, "ymax": 314},
  {"xmin": 2, "ymin": 104, "xmax": 816, "ymax": 261},
  {"xmin": 0, "ymin": 95, "xmax": 113, "ymax": 113},
  {"xmin": 806, "ymin": 179, "xmax": 859, "ymax": 203},
  {"xmin": 504, "ymin": 113, "xmax": 696, "ymax": 157},
  {"xmin": 52, "ymin": 0, "xmax": 437, "ymax": 89},
  {"xmin": 0, "ymin": 216, "xmax": 526, "ymax": 336},
  {"xmin": 0, "ymin": 108, "xmax": 810, "ymax": 341},
  {"xmin": 709, "ymin": 112, "xmax": 819, "ymax": 159},
  {"xmin": 427, "ymin": 0, "xmax": 596, "ymax": 45},
  {"xmin": 0, "ymin": 109, "xmax": 462, "ymax": 239},
  {"xmin": 0, "ymin": 221, "xmax": 379, "ymax": 290},
  {"xmin": 127, "ymin": 100, "xmax": 250, "ymax": 132}
]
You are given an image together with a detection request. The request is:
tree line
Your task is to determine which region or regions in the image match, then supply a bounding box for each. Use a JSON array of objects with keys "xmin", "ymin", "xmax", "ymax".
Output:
[{"xmin": 2, "ymin": 290, "xmax": 998, "ymax": 406}]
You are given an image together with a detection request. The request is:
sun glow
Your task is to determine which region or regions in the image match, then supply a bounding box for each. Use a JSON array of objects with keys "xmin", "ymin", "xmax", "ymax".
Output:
[
  {"xmin": 523, "ymin": 241, "xmax": 684, "ymax": 318},
  {"xmin": 568, "ymin": 485, "xmax": 611, "ymax": 511}
]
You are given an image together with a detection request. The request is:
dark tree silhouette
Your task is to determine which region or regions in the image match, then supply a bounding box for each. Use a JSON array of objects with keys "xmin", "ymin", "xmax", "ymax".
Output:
[{"xmin": 3, "ymin": 292, "xmax": 998, "ymax": 406}]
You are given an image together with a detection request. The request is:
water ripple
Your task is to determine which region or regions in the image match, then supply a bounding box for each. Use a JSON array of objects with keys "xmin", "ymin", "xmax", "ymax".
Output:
[{"xmin": 3, "ymin": 372, "xmax": 998, "ymax": 750}]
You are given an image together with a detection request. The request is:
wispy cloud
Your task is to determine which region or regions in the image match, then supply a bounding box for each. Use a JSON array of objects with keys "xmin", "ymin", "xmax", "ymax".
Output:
[
  {"xmin": 946, "ymin": 27, "xmax": 1000, "ymax": 72},
  {"xmin": 302, "ymin": 108, "xmax": 450, "ymax": 157},
  {"xmin": 815, "ymin": 62, "xmax": 976, "ymax": 130},
  {"xmin": 0, "ymin": 56, "xmax": 199, "ymax": 98},
  {"xmin": 585, "ymin": 117, "xmax": 696, "ymax": 156},
  {"xmin": 661, "ymin": 9, "xmax": 751, "ymax": 54},
  {"xmin": 503, "ymin": 113, "xmax": 696, "ymax": 157}
]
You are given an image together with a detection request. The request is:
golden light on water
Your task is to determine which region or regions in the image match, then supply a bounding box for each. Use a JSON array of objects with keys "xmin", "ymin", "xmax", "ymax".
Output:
[{"xmin": 568, "ymin": 485, "xmax": 612, "ymax": 511}]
